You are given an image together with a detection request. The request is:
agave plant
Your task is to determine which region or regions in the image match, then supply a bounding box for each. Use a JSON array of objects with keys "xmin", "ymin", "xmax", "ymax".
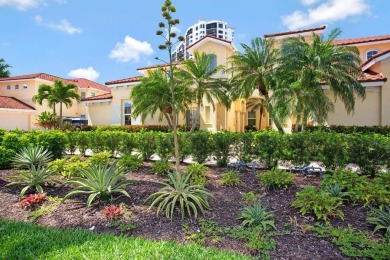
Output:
[
  {"xmin": 13, "ymin": 146, "xmax": 53, "ymax": 169},
  {"xmin": 145, "ymin": 172, "xmax": 214, "ymax": 221},
  {"xmin": 63, "ymin": 161, "xmax": 133, "ymax": 207},
  {"xmin": 237, "ymin": 201, "xmax": 276, "ymax": 230},
  {"xmin": 7, "ymin": 164, "xmax": 60, "ymax": 196},
  {"xmin": 366, "ymin": 207, "xmax": 390, "ymax": 238}
]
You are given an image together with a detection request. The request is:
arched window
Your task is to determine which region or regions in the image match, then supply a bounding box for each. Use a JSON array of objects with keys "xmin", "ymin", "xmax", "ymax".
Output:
[{"xmin": 366, "ymin": 50, "xmax": 379, "ymax": 60}]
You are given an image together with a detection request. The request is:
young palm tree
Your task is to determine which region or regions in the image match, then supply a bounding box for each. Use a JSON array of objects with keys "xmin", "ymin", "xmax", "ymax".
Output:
[
  {"xmin": 179, "ymin": 51, "xmax": 230, "ymax": 132},
  {"xmin": 274, "ymin": 28, "xmax": 365, "ymax": 130},
  {"xmin": 228, "ymin": 37, "xmax": 284, "ymax": 132},
  {"xmin": 246, "ymin": 96, "xmax": 267, "ymax": 130},
  {"xmin": 32, "ymin": 84, "xmax": 58, "ymax": 115},
  {"xmin": 130, "ymin": 69, "xmax": 192, "ymax": 130}
]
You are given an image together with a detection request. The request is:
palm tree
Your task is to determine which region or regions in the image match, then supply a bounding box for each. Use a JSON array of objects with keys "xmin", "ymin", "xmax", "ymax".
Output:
[
  {"xmin": 0, "ymin": 58, "xmax": 11, "ymax": 78},
  {"xmin": 179, "ymin": 51, "xmax": 230, "ymax": 132},
  {"xmin": 274, "ymin": 28, "xmax": 365, "ymax": 131},
  {"xmin": 130, "ymin": 69, "xmax": 192, "ymax": 130},
  {"xmin": 32, "ymin": 84, "xmax": 58, "ymax": 115},
  {"xmin": 228, "ymin": 37, "xmax": 284, "ymax": 132},
  {"xmin": 50, "ymin": 79, "xmax": 81, "ymax": 128},
  {"xmin": 246, "ymin": 96, "xmax": 267, "ymax": 130}
]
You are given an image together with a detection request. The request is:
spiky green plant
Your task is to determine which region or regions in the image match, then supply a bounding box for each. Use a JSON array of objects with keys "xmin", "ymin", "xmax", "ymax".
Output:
[
  {"xmin": 7, "ymin": 164, "xmax": 60, "ymax": 196},
  {"xmin": 145, "ymin": 172, "xmax": 213, "ymax": 221},
  {"xmin": 322, "ymin": 183, "xmax": 351, "ymax": 200},
  {"xmin": 237, "ymin": 201, "xmax": 276, "ymax": 230},
  {"xmin": 366, "ymin": 207, "xmax": 390, "ymax": 239},
  {"xmin": 64, "ymin": 161, "xmax": 133, "ymax": 207},
  {"xmin": 12, "ymin": 146, "xmax": 53, "ymax": 169}
]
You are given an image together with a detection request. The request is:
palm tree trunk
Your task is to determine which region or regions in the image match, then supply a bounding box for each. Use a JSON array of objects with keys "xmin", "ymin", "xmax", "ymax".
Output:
[
  {"xmin": 295, "ymin": 114, "xmax": 300, "ymax": 132},
  {"xmin": 260, "ymin": 87, "xmax": 284, "ymax": 133},
  {"xmin": 190, "ymin": 102, "xmax": 201, "ymax": 132},
  {"xmin": 59, "ymin": 101, "xmax": 63, "ymax": 128},
  {"xmin": 258, "ymin": 107, "xmax": 263, "ymax": 130},
  {"xmin": 164, "ymin": 113, "xmax": 173, "ymax": 131}
]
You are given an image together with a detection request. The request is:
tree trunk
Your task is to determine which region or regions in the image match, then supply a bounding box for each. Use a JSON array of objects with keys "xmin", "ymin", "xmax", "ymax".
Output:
[
  {"xmin": 295, "ymin": 114, "xmax": 300, "ymax": 132},
  {"xmin": 258, "ymin": 107, "xmax": 263, "ymax": 130},
  {"xmin": 164, "ymin": 113, "xmax": 173, "ymax": 131},
  {"xmin": 258, "ymin": 86, "xmax": 284, "ymax": 133},
  {"xmin": 59, "ymin": 102, "xmax": 63, "ymax": 128}
]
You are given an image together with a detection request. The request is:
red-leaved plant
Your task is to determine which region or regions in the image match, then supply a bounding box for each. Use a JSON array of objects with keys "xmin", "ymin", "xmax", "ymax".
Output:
[
  {"xmin": 18, "ymin": 193, "xmax": 47, "ymax": 208},
  {"xmin": 102, "ymin": 205, "xmax": 124, "ymax": 220}
]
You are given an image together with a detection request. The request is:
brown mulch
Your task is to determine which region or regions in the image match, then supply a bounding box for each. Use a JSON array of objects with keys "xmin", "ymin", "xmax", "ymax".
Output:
[{"xmin": 0, "ymin": 162, "xmax": 374, "ymax": 259}]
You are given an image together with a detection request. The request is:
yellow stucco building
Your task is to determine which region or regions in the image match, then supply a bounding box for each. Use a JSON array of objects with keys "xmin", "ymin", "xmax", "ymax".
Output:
[{"xmin": 0, "ymin": 73, "xmax": 110, "ymax": 130}]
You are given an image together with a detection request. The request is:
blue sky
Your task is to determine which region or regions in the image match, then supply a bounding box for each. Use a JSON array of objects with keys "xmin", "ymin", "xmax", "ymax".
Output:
[{"xmin": 1, "ymin": 0, "xmax": 388, "ymax": 84}]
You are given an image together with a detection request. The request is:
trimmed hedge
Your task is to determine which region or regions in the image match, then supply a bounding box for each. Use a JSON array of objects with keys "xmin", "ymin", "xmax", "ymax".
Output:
[
  {"xmin": 0, "ymin": 129, "xmax": 389, "ymax": 176},
  {"xmin": 305, "ymin": 125, "xmax": 390, "ymax": 135}
]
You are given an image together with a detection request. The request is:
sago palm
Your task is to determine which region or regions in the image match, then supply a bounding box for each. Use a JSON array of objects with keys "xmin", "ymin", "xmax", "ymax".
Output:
[{"xmin": 179, "ymin": 51, "xmax": 230, "ymax": 131}]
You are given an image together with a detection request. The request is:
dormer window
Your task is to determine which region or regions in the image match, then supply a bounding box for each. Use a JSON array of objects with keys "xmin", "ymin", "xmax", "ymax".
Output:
[{"xmin": 366, "ymin": 50, "xmax": 379, "ymax": 60}]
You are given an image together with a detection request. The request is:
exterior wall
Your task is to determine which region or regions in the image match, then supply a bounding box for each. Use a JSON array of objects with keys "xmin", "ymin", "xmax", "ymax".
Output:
[
  {"xmin": 325, "ymin": 86, "xmax": 381, "ymax": 126},
  {"xmin": 355, "ymin": 42, "xmax": 390, "ymax": 62},
  {"xmin": 380, "ymin": 57, "xmax": 390, "ymax": 125},
  {"xmin": 0, "ymin": 110, "xmax": 34, "ymax": 130},
  {"xmin": 86, "ymin": 102, "xmax": 112, "ymax": 126}
]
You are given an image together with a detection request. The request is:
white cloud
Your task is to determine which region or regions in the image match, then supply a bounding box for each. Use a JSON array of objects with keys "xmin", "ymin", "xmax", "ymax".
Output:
[
  {"xmin": 282, "ymin": 0, "xmax": 370, "ymax": 30},
  {"xmin": 35, "ymin": 15, "xmax": 82, "ymax": 35},
  {"xmin": 68, "ymin": 67, "xmax": 100, "ymax": 81},
  {"xmin": 300, "ymin": 0, "xmax": 320, "ymax": 5},
  {"xmin": 0, "ymin": 0, "xmax": 40, "ymax": 11},
  {"xmin": 109, "ymin": 36, "xmax": 154, "ymax": 63}
]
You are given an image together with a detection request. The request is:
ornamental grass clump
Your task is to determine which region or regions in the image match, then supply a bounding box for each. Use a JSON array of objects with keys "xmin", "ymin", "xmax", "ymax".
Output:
[
  {"xmin": 145, "ymin": 172, "xmax": 213, "ymax": 221},
  {"xmin": 64, "ymin": 161, "xmax": 133, "ymax": 207}
]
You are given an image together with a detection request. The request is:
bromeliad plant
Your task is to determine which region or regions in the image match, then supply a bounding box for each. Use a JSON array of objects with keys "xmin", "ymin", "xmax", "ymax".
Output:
[
  {"xmin": 366, "ymin": 207, "xmax": 390, "ymax": 239},
  {"xmin": 7, "ymin": 164, "xmax": 61, "ymax": 196},
  {"xmin": 237, "ymin": 201, "xmax": 276, "ymax": 230},
  {"xmin": 18, "ymin": 193, "xmax": 47, "ymax": 208},
  {"xmin": 12, "ymin": 145, "xmax": 53, "ymax": 169},
  {"xmin": 63, "ymin": 161, "xmax": 133, "ymax": 207},
  {"xmin": 145, "ymin": 172, "xmax": 214, "ymax": 221}
]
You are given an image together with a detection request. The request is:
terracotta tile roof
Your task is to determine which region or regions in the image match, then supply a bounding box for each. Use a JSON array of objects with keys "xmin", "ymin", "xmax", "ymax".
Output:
[
  {"xmin": 186, "ymin": 35, "xmax": 233, "ymax": 50},
  {"xmin": 333, "ymin": 35, "xmax": 390, "ymax": 46},
  {"xmin": 0, "ymin": 96, "xmax": 35, "ymax": 110},
  {"xmin": 82, "ymin": 93, "xmax": 112, "ymax": 101},
  {"xmin": 264, "ymin": 25, "xmax": 326, "ymax": 38},
  {"xmin": 137, "ymin": 61, "xmax": 183, "ymax": 71},
  {"xmin": 361, "ymin": 49, "xmax": 390, "ymax": 68},
  {"xmin": 0, "ymin": 73, "xmax": 110, "ymax": 93},
  {"xmin": 359, "ymin": 70, "xmax": 387, "ymax": 83},
  {"xmin": 105, "ymin": 76, "xmax": 142, "ymax": 85}
]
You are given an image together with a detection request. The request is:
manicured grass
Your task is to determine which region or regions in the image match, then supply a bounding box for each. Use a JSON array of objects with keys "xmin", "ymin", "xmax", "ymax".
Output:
[{"xmin": 0, "ymin": 219, "xmax": 252, "ymax": 260}]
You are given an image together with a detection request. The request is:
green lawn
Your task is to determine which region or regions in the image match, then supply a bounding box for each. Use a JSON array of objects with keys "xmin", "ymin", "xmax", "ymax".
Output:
[{"xmin": 0, "ymin": 218, "xmax": 252, "ymax": 260}]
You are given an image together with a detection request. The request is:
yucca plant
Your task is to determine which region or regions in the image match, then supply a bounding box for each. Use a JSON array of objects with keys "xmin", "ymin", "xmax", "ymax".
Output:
[
  {"xmin": 366, "ymin": 207, "xmax": 390, "ymax": 239},
  {"xmin": 237, "ymin": 201, "xmax": 276, "ymax": 230},
  {"xmin": 7, "ymin": 164, "xmax": 60, "ymax": 196},
  {"xmin": 145, "ymin": 172, "xmax": 214, "ymax": 221},
  {"xmin": 13, "ymin": 145, "xmax": 53, "ymax": 169},
  {"xmin": 63, "ymin": 161, "xmax": 133, "ymax": 207}
]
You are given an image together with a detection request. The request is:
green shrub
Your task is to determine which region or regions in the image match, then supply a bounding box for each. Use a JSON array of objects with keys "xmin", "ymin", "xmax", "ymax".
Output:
[
  {"xmin": 306, "ymin": 125, "xmax": 390, "ymax": 135},
  {"xmin": 212, "ymin": 131, "xmax": 236, "ymax": 166},
  {"xmin": 178, "ymin": 132, "xmax": 191, "ymax": 162},
  {"xmin": 145, "ymin": 172, "xmax": 213, "ymax": 221},
  {"xmin": 321, "ymin": 169, "xmax": 367, "ymax": 191},
  {"xmin": 318, "ymin": 132, "xmax": 349, "ymax": 170},
  {"xmin": 287, "ymin": 133, "xmax": 314, "ymax": 165},
  {"xmin": 156, "ymin": 132, "xmax": 174, "ymax": 161},
  {"xmin": 37, "ymin": 130, "xmax": 68, "ymax": 159},
  {"xmin": 237, "ymin": 201, "xmax": 276, "ymax": 230},
  {"xmin": 321, "ymin": 183, "xmax": 351, "ymax": 200},
  {"xmin": 0, "ymin": 128, "xmax": 6, "ymax": 145},
  {"xmin": 64, "ymin": 161, "xmax": 133, "ymax": 207},
  {"xmin": 253, "ymin": 131, "xmax": 286, "ymax": 168},
  {"xmin": 0, "ymin": 146, "xmax": 15, "ymax": 169},
  {"xmin": 7, "ymin": 165, "xmax": 61, "ymax": 196},
  {"xmin": 257, "ymin": 168, "xmax": 293, "ymax": 189},
  {"xmin": 186, "ymin": 163, "xmax": 208, "ymax": 187},
  {"xmin": 65, "ymin": 131, "xmax": 78, "ymax": 155},
  {"xmin": 88, "ymin": 131, "xmax": 107, "ymax": 153},
  {"xmin": 366, "ymin": 207, "xmax": 390, "ymax": 239},
  {"xmin": 242, "ymin": 191, "xmax": 262, "ymax": 206},
  {"xmin": 151, "ymin": 160, "xmax": 172, "ymax": 175},
  {"xmin": 47, "ymin": 158, "xmax": 67, "ymax": 175},
  {"xmin": 89, "ymin": 151, "xmax": 112, "ymax": 166},
  {"xmin": 48, "ymin": 155, "xmax": 88, "ymax": 179},
  {"xmin": 118, "ymin": 154, "xmax": 143, "ymax": 172},
  {"xmin": 136, "ymin": 130, "xmax": 157, "ymax": 160},
  {"xmin": 103, "ymin": 131, "xmax": 126, "ymax": 157},
  {"xmin": 118, "ymin": 133, "xmax": 137, "ymax": 155},
  {"xmin": 221, "ymin": 170, "xmax": 241, "ymax": 187},
  {"xmin": 188, "ymin": 131, "xmax": 213, "ymax": 163},
  {"xmin": 373, "ymin": 171, "xmax": 390, "ymax": 189},
  {"xmin": 12, "ymin": 146, "xmax": 53, "ymax": 169},
  {"xmin": 74, "ymin": 131, "xmax": 90, "ymax": 156},
  {"xmin": 2, "ymin": 132, "xmax": 23, "ymax": 152},
  {"xmin": 351, "ymin": 182, "xmax": 390, "ymax": 209},
  {"xmin": 292, "ymin": 186, "xmax": 344, "ymax": 222},
  {"xmin": 234, "ymin": 132, "xmax": 256, "ymax": 162}
]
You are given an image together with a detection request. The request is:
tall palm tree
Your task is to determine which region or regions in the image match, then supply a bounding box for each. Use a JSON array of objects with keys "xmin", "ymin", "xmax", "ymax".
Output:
[
  {"xmin": 32, "ymin": 84, "xmax": 58, "ymax": 115},
  {"xmin": 179, "ymin": 51, "xmax": 230, "ymax": 132},
  {"xmin": 130, "ymin": 69, "xmax": 192, "ymax": 130},
  {"xmin": 228, "ymin": 37, "xmax": 284, "ymax": 132},
  {"xmin": 274, "ymin": 28, "xmax": 365, "ymax": 131},
  {"xmin": 0, "ymin": 58, "xmax": 12, "ymax": 78}
]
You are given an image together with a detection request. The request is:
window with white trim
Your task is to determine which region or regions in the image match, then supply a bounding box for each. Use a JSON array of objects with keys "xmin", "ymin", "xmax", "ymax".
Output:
[
  {"xmin": 123, "ymin": 101, "xmax": 132, "ymax": 125},
  {"xmin": 247, "ymin": 110, "xmax": 256, "ymax": 128},
  {"xmin": 366, "ymin": 50, "xmax": 379, "ymax": 60},
  {"xmin": 14, "ymin": 84, "xmax": 19, "ymax": 90}
]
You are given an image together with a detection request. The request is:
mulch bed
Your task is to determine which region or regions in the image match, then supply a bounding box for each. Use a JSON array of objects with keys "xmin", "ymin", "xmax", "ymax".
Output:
[{"xmin": 0, "ymin": 162, "xmax": 373, "ymax": 259}]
